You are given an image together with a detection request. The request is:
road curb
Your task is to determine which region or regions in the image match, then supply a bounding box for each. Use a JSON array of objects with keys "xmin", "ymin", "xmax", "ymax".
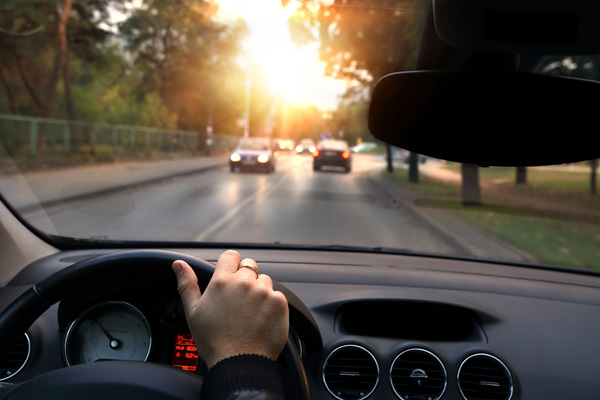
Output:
[
  {"xmin": 367, "ymin": 172, "xmax": 537, "ymax": 262},
  {"xmin": 15, "ymin": 162, "xmax": 227, "ymax": 214}
]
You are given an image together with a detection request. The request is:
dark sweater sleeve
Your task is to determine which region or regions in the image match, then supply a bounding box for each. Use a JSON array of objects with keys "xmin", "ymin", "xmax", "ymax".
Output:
[{"xmin": 200, "ymin": 354, "xmax": 292, "ymax": 400}]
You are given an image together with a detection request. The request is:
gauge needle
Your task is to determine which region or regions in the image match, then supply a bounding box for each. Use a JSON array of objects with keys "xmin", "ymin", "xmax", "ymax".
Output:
[{"xmin": 95, "ymin": 321, "xmax": 121, "ymax": 349}]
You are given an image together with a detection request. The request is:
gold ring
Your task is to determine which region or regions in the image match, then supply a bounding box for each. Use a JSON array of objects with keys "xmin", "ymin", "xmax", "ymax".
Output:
[{"xmin": 238, "ymin": 260, "xmax": 259, "ymax": 278}]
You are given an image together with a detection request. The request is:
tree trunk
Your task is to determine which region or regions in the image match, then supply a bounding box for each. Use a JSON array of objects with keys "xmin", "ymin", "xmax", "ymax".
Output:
[
  {"xmin": 386, "ymin": 144, "xmax": 393, "ymax": 173},
  {"xmin": 461, "ymin": 163, "xmax": 482, "ymax": 205},
  {"xmin": 57, "ymin": 0, "xmax": 78, "ymax": 151},
  {"xmin": 41, "ymin": 53, "xmax": 61, "ymax": 118},
  {"xmin": 591, "ymin": 159, "xmax": 598, "ymax": 195},
  {"xmin": 0, "ymin": 64, "xmax": 20, "ymax": 115},
  {"xmin": 408, "ymin": 152, "xmax": 419, "ymax": 183},
  {"xmin": 14, "ymin": 50, "xmax": 42, "ymax": 109},
  {"xmin": 516, "ymin": 166, "xmax": 527, "ymax": 185}
]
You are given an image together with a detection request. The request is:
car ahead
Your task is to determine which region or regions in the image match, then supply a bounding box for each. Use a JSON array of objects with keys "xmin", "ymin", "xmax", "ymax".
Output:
[
  {"xmin": 2, "ymin": 1, "xmax": 600, "ymax": 400},
  {"xmin": 229, "ymin": 137, "xmax": 276, "ymax": 173},
  {"xmin": 295, "ymin": 139, "xmax": 316, "ymax": 155},
  {"xmin": 274, "ymin": 138, "xmax": 295, "ymax": 153},
  {"xmin": 313, "ymin": 139, "xmax": 352, "ymax": 173}
]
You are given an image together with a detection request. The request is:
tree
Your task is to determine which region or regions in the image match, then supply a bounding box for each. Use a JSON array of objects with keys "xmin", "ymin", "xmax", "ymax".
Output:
[
  {"xmin": 0, "ymin": 0, "xmax": 115, "ymax": 117},
  {"xmin": 119, "ymin": 0, "xmax": 248, "ymax": 136},
  {"xmin": 287, "ymin": 0, "xmax": 426, "ymax": 86},
  {"xmin": 591, "ymin": 159, "xmax": 598, "ymax": 195},
  {"xmin": 275, "ymin": 102, "xmax": 327, "ymax": 142},
  {"xmin": 516, "ymin": 166, "xmax": 527, "ymax": 185},
  {"xmin": 287, "ymin": 0, "xmax": 426, "ymax": 174},
  {"xmin": 327, "ymin": 101, "xmax": 370, "ymax": 146}
]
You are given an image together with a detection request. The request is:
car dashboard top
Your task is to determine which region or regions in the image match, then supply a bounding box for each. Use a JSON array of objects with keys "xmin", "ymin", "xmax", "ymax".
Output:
[{"xmin": 1, "ymin": 247, "xmax": 600, "ymax": 400}]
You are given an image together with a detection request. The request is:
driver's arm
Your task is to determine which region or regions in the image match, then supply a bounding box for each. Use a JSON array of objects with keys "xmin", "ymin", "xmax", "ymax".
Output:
[{"xmin": 172, "ymin": 250, "xmax": 291, "ymax": 399}]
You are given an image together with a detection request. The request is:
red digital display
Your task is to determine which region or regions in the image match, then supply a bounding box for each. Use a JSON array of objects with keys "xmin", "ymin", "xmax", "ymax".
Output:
[{"xmin": 172, "ymin": 333, "xmax": 199, "ymax": 371}]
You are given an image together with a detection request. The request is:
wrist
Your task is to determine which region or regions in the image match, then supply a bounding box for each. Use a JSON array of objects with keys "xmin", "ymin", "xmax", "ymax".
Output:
[{"xmin": 201, "ymin": 354, "xmax": 291, "ymax": 400}]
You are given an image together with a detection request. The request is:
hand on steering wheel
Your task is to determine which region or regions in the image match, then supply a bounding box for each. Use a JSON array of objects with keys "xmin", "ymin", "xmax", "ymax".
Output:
[{"xmin": 172, "ymin": 250, "xmax": 289, "ymax": 369}]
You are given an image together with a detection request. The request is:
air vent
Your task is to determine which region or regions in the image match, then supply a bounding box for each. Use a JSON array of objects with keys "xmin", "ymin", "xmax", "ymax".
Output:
[
  {"xmin": 0, "ymin": 333, "xmax": 31, "ymax": 381},
  {"xmin": 390, "ymin": 348, "xmax": 447, "ymax": 400},
  {"xmin": 323, "ymin": 344, "xmax": 379, "ymax": 400},
  {"xmin": 458, "ymin": 353, "xmax": 513, "ymax": 400}
]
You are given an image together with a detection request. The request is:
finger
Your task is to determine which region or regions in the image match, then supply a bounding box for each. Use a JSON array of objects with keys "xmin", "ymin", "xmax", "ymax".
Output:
[
  {"xmin": 256, "ymin": 273, "xmax": 273, "ymax": 289},
  {"xmin": 213, "ymin": 250, "xmax": 241, "ymax": 278},
  {"xmin": 272, "ymin": 290, "xmax": 289, "ymax": 313},
  {"xmin": 172, "ymin": 260, "xmax": 202, "ymax": 313},
  {"xmin": 237, "ymin": 258, "xmax": 259, "ymax": 279}
]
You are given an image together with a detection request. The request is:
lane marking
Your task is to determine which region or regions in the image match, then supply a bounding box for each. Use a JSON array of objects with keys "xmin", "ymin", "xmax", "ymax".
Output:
[{"xmin": 194, "ymin": 173, "xmax": 288, "ymax": 242}]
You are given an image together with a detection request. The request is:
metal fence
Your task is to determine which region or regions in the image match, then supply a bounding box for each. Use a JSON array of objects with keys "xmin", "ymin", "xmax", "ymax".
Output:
[{"xmin": 0, "ymin": 114, "xmax": 236, "ymax": 158}]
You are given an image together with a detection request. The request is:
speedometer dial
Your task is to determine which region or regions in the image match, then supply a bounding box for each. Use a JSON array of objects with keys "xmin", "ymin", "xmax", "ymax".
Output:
[{"xmin": 63, "ymin": 301, "xmax": 152, "ymax": 366}]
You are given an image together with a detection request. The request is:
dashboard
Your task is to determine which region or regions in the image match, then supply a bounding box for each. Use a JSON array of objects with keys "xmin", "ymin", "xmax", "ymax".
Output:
[{"xmin": 1, "ymin": 247, "xmax": 600, "ymax": 400}]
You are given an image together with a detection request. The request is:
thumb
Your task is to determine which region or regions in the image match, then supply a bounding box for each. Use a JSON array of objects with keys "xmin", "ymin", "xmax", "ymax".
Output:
[{"xmin": 172, "ymin": 260, "xmax": 202, "ymax": 313}]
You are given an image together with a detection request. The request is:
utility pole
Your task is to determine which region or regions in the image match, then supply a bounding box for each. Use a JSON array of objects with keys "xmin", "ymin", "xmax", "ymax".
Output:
[{"xmin": 243, "ymin": 62, "xmax": 251, "ymax": 138}]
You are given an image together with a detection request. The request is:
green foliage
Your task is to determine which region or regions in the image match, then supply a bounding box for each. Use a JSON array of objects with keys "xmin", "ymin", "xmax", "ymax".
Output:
[
  {"xmin": 328, "ymin": 101, "xmax": 372, "ymax": 145},
  {"xmin": 460, "ymin": 207, "xmax": 600, "ymax": 270},
  {"xmin": 118, "ymin": 0, "xmax": 249, "ymax": 134},
  {"xmin": 0, "ymin": 0, "xmax": 273, "ymax": 143},
  {"xmin": 288, "ymin": 0, "xmax": 427, "ymax": 92},
  {"xmin": 276, "ymin": 103, "xmax": 327, "ymax": 142}
]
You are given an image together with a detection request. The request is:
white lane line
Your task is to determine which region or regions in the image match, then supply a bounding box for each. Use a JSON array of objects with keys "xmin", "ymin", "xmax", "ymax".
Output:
[{"xmin": 194, "ymin": 173, "xmax": 288, "ymax": 242}]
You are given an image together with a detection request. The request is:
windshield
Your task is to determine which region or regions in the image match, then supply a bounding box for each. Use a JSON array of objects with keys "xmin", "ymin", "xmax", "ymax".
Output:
[{"xmin": 1, "ymin": 0, "xmax": 599, "ymax": 271}]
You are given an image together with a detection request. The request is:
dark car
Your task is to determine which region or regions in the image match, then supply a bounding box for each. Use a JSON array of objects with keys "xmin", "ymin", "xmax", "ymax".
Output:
[
  {"xmin": 313, "ymin": 139, "xmax": 352, "ymax": 172},
  {"xmin": 229, "ymin": 137, "xmax": 276, "ymax": 173}
]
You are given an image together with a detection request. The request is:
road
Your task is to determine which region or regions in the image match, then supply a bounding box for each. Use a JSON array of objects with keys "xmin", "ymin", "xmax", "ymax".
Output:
[{"xmin": 18, "ymin": 153, "xmax": 533, "ymax": 261}]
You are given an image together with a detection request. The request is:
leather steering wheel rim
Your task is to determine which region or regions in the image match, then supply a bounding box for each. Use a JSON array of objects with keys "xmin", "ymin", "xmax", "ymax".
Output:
[{"xmin": 0, "ymin": 249, "xmax": 310, "ymax": 400}]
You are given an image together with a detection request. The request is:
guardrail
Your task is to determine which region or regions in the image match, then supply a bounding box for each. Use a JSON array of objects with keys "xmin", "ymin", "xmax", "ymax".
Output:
[{"xmin": 0, "ymin": 114, "xmax": 236, "ymax": 158}]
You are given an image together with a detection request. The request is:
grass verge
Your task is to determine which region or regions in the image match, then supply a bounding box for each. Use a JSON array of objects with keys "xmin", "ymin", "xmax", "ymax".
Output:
[{"xmin": 382, "ymin": 167, "xmax": 600, "ymax": 270}]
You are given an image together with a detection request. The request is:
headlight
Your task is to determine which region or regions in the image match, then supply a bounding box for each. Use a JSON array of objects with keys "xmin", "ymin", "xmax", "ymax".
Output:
[
  {"xmin": 257, "ymin": 154, "xmax": 269, "ymax": 163},
  {"xmin": 230, "ymin": 153, "xmax": 241, "ymax": 162},
  {"xmin": 295, "ymin": 145, "xmax": 303, "ymax": 153},
  {"xmin": 309, "ymin": 146, "xmax": 316, "ymax": 153}
]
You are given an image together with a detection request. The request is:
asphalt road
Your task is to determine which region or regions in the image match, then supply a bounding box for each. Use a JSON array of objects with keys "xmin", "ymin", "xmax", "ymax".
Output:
[{"xmin": 17, "ymin": 153, "xmax": 534, "ymax": 261}]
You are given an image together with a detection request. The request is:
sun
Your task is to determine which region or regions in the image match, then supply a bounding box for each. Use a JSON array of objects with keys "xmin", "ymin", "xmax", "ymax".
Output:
[{"xmin": 215, "ymin": 0, "xmax": 346, "ymax": 110}]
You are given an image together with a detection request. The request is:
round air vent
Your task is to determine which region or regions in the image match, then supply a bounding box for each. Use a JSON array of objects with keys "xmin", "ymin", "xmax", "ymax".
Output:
[
  {"xmin": 390, "ymin": 348, "xmax": 447, "ymax": 400},
  {"xmin": 458, "ymin": 353, "xmax": 513, "ymax": 400},
  {"xmin": 0, "ymin": 333, "xmax": 31, "ymax": 381},
  {"xmin": 323, "ymin": 344, "xmax": 379, "ymax": 400}
]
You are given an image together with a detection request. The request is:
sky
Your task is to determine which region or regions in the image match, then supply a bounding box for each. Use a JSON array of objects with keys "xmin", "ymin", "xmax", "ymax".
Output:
[{"xmin": 215, "ymin": 0, "xmax": 347, "ymax": 110}]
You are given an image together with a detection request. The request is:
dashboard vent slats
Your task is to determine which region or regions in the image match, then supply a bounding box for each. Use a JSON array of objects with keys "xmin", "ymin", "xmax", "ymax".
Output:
[
  {"xmin": 458, "ymin": 354, "xmax": 513, "ymax": 400},
  {"xmin": 390, "ymin": 348, "xmax": 447, "ymax": 400},
  {"xmin": 0, "ymin": 333, "xmax": 31, "ymax": 381},
  {"xmin": 323, "ymin": 345, "xmax": 379, "ymax": 400}
]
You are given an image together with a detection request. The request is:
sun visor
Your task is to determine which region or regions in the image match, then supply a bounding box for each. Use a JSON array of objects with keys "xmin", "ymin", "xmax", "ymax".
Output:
[{"xmin": 368, "ymin": 71, "xmax": 600, "ymax": 167}]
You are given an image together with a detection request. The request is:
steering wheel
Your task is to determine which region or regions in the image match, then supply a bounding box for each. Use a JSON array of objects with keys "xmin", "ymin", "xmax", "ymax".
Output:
[{"xmin": 0, "ymin": 250, "xmax": 310, "ymax": 400}]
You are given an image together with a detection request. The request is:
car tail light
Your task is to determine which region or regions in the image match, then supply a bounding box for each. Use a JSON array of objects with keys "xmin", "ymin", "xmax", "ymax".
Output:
[
  {"xmin": 342, "ymin": 151, "xmax": 350, "ymax": 159},
  {"xmin": 313, "ymin": 149, "xmax": 320, "ymax": 157}
]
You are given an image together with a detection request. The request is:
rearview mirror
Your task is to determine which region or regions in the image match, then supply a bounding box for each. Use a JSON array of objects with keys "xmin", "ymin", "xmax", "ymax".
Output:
[{"xmin": 368, "ymin": 71, "xmax": 600, "ymax": 167}]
